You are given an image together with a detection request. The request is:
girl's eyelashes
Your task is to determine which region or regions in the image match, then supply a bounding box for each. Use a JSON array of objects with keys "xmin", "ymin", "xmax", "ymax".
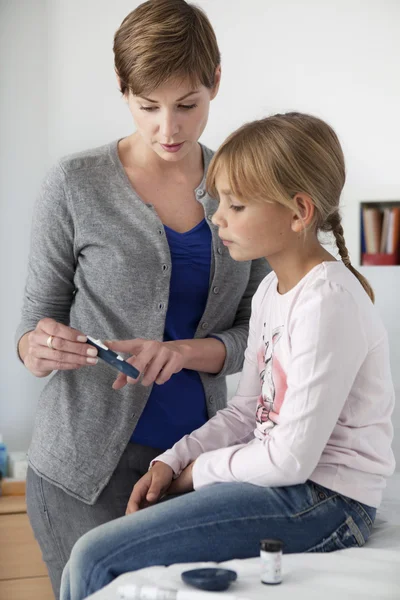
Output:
[
  {"xmin": 230, "ymin": 205, "xmax": 245, "ymax": 212},
  {"xmin": 139, "ymin": 103, "xmax": 198, "ymax": 112}
]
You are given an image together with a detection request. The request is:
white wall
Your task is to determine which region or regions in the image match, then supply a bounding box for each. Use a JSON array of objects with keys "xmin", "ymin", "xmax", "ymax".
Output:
[
  {"xmin": 1, "ymin": 0, "xmax": 399, "ymax": 463},
  {"xmin": 0, "ymin": 0, "xmax": 49, "ymax": 450}
]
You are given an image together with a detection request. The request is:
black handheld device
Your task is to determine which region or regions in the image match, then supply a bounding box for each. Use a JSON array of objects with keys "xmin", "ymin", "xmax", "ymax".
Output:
[{"xmin": 86, "ymin": 337, "xmax": 140, "ymax": 380}]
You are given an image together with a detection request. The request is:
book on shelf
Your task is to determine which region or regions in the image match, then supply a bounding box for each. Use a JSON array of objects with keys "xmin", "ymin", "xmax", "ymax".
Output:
[
  {"xmin": 362, "ymin": 207, "xmax": 382, "ymax": 253},
  {"xmin": 380, "ymin": 208, "xmax": 391, "ymax": 253},
  {"xmin": 387, "ymin": 207, "xmax": 400, "ymax": 254},
  {"xmin": 361, "ymin": 205, "xmax": 400, "ymax": 265}
]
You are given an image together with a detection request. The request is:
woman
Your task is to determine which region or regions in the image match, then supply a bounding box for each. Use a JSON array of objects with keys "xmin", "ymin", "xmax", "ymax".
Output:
[{"xmin": 15, "ymin": 1, "xmax": 268, "ymax": 596}]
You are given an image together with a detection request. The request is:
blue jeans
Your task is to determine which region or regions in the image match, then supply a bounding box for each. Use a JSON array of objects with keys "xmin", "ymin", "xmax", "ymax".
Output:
[{"xmin": 60, "ymin": 480, "xmax": 376, "ymax": 600}]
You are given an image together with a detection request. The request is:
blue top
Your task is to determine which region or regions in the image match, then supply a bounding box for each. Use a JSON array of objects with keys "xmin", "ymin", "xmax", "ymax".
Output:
[{"xmin": 131, "ymin": 218, "xmax": 212, "ymax": 450}]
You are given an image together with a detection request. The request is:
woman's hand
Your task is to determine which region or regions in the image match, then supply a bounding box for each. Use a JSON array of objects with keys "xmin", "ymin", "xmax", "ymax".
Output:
[
  {"xmin": 18, "ymin": 318, "xmax": 98, "ymax": 377},
  {"xmin": 167, "ymin": 461, "xmax": 195, "ymax": 495},
  {"xmin": 106, "ymin": 339, "xmax": 190, "ymax": 388},
  {"xmin": 126, "ymin": 462, "xmax": 174, "ymax": 515}
]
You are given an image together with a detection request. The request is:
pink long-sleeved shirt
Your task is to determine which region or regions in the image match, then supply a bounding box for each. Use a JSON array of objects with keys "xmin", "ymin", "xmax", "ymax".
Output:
[{"xmin": 155, "ymin": 261, "xmax": 395, "ymax": 508}]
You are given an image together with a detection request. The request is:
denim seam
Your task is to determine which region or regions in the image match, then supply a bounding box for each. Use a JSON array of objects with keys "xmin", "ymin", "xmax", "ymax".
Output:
[
  {"xmin": 306, "ymin": 515, "xmax": 363, "ymax": 552},
  {"xmin": 38, "ymin": 476, "xmax": 67, "ymax": 569},
  {"xmin": 342, "ymin": 496, "xmax": 373, "ymax": 529},
  {"xmin": 345, "ymin": 515, "xmax": 365, "ymax": 546},
  {"xmin": 292, "ymin": 493, "xmax": 339, "ymax": 518}
]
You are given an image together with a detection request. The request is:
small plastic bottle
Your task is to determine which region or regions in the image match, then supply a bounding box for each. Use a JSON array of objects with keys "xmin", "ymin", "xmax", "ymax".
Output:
[
  {"xmin": 0, "ymin": 434, "xmax": 8, "ymax": 479},
  {"xmin": 260, "ymin": 538, "xmax": 283, "ymax": 585}
]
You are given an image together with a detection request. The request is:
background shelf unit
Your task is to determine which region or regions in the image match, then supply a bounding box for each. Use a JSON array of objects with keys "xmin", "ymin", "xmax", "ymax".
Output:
[{"xmin": 360, "ymin": 201, "xmax": 400, "ymax": 266}]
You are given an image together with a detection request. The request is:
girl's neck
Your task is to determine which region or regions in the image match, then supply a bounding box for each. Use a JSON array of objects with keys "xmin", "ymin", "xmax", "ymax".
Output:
[{"xmin": 269, "ymin": 239, "xmax": 337, "ymax": 295}]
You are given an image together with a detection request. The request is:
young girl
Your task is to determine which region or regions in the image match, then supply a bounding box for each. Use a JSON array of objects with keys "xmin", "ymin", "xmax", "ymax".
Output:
[{"xmin": 60, "ymin": 112, "xmax": 395, "ymax": 600}]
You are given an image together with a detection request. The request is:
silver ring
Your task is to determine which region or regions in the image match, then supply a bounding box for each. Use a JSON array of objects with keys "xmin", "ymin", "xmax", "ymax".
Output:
[{"xmin": 46, "ymin": 335, "xmax": 54, "ymax": 350}]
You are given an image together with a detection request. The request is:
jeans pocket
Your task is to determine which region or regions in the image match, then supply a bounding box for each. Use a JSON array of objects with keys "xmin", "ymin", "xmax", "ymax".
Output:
[
  {"xmin": 308, "ymin": 481, "xmax": 337, "ymax": 505},
  {"xmin": 307, "ymin": 515, "xmax": 366, "ymax": 553}
]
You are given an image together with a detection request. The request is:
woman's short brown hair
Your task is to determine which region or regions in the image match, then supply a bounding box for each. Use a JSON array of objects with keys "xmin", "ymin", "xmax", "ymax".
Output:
[{"xmin": 114, "ymin": 0, "xmax": 221, "ymax": 96}]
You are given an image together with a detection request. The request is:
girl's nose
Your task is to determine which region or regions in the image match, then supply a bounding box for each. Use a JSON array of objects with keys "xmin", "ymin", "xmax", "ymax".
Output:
[{"xmin": 211, "ymin": 206, "xmax": 226, "ymax": 228}]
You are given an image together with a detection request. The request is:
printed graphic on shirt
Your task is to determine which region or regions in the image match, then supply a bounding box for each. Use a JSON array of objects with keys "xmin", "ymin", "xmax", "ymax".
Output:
[{"xmin": 256, "ymin": 325, "xmax": 287, "ymax": 435}]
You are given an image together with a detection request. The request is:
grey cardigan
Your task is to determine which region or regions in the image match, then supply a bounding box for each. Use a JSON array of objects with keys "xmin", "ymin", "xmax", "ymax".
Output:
[{"xmin": 16, "ymin": 141, "xmax": 270, "ymax": 504}]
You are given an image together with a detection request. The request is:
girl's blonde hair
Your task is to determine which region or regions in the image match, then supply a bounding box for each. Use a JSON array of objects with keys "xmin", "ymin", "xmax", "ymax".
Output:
[
  {"xmin": 207, "ymin": 112, "xmax": 374, "ymax": 302},
  {"xmin": 114, "ymin": 0, "xmax": 220, "ymax": 96}
]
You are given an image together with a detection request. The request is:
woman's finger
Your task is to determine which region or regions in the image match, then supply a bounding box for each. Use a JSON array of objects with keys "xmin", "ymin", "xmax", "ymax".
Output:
[
  {"xmin": 37, "ymin": 318, "xmax": 87, "ymax": 343},
  {"xmin": 30, "ymin": 320, "xmax": 95, "ymax": 360},
  {"xmin": 29, "ymin": 337, "xmax": 98, "ymax": 365},
  {"xmin": 28, "ymin": 348, "xmax": 98, "ymax": 371},
  {"xmin": 24, "ymin": 355, "xmax": 84, "ymax": 376},
  {"xmin": 39, "ymin": 332, "xmax": 98, "ymax": 359}
]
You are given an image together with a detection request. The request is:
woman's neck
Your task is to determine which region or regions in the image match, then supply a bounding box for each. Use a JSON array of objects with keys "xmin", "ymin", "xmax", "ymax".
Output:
[
  {"xmin": 268, "ymin": 239, "xmax": 337, "ymax": 295},
  {"xmin": 121, "ymin": 132, "xmax": 203, "ymax": 180}
]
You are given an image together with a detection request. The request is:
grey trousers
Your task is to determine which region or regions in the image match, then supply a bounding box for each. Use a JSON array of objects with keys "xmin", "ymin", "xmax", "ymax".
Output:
[{"xmin": 26, "ymin": 442, "xmax": 162, "ymax": 600}]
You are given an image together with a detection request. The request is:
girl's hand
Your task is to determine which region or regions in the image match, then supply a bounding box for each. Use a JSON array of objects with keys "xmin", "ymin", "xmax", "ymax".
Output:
[
  {"xmin": 167, "ymin": 461, "xmax": 195, "ymax": 495},
  {"xmin": 126, "ymin": 462, "xmax": 174, "ymax": 514},
  {"xmin": 106, "ymin": 339, "xmax": 189, "ymax": 389},
  {"xmin": 18, "ymin": 318, "xmax": 98, "ymax": 377}
]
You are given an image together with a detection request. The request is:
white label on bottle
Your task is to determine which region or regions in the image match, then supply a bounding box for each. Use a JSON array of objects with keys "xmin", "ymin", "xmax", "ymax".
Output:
[{"xmin": 260, "ymin": 549, "xmax": 282, "ymax": 584}]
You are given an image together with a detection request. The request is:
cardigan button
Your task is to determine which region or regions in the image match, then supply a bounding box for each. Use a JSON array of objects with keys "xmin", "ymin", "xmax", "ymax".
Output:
[
  {"xmin": 217, "ymin": 247, "xmax": 223, "ymax": 255},
  {"xmin": 201, "ymin": 321, "xmax": 208, "ymax": 330},
  {"xmin": 196, "ymin": 189, "xmax": 205, "ymax": 198},
  {"xmin": 213, "ymin": 286, "xmax": 219, "ymax": 294}
]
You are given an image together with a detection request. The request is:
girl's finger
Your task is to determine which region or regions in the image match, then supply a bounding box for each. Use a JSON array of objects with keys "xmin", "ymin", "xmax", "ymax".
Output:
[
  {"xmin": 155, "ymin": 358, "xmax": 176, "ymax": 385},
  {"xmin": 106, "ymin": 339, "xmax": 144, "ymax": 355},
  {"xmin": 112, "ymin": 373, "xmax": 127, "ymax": 390},
  {"xmin": 140, "ymin": 354, "xmax": 168, "ymax": 387},
  {"xmin": 126, "ymin": 342, "xmax": 163, "ymax": 378}
]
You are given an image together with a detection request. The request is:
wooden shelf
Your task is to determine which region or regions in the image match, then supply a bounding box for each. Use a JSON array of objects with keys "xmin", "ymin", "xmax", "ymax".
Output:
[
  {"xmin": 0, "ymin": 576, "xmax": 54, "ymax": 600},
  {"xmin": 0, "ymin": 488, "xmax": 54, "ymax": 600}
]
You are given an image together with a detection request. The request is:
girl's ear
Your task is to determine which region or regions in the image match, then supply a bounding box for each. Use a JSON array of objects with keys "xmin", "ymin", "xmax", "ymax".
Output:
[{"xmin": 291, "ymin": 193, "xmax": 315, "ymax": 233}]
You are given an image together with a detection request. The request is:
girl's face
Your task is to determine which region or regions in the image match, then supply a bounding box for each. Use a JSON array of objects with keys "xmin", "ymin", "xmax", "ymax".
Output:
[
  {"xmin": 125, "ymin": 73, "xmax": 220, "ymax": 162},
  {"xmin": 212, "ymin": 169, "xmax": 295, "ymax": 262}
]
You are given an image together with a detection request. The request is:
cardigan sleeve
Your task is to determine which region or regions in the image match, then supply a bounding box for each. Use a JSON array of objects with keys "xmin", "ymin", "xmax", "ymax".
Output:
[
  {"xmin": 209, "ymin": 257, "xmax": 270, "ymax": 377},
  {"xmin": 15, "ymin": 164, "xmax": 76, "ymax": 349}
]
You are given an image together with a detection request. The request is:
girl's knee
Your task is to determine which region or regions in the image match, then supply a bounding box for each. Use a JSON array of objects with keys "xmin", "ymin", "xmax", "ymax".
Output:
[{"xmin": 65, "ymin": 526, "xmax": 106, "ymax": 597}]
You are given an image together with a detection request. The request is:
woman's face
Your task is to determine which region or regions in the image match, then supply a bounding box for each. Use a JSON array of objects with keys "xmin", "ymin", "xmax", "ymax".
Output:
[{"xmin": 125, "ymin": 72, "xmax": 220, "ymax": 162}]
